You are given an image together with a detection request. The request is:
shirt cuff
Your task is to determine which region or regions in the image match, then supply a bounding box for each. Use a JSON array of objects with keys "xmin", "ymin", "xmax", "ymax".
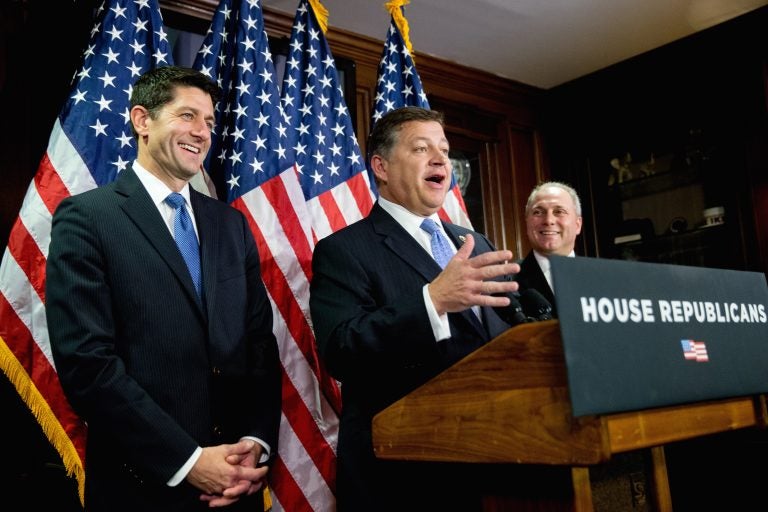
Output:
[
  {"xmin": 423, "ymin": 284, "xmax": 451, "ymax": 341},
  {"xmin": 241, "ymin": 436, "xmax": 271, "ymax": 464},
  {"xmin": 168, "ymin": 446, "xmax": 202, "ymax": 487},
  {"xmin": 167, "ymin": 437, "xmax": 271, "ymax": 488}
]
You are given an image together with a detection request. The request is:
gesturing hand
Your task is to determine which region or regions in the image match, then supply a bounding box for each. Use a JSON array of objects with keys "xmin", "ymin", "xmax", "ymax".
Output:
[{"xmin": 427, "ymin": 234, "xmax": 520, "ymax": 315}]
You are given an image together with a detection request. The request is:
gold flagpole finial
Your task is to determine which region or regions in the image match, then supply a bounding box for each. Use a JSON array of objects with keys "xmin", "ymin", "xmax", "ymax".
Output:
[
  {"xmin": 384, "ymin": 0, "xmax": 414, "ymax": 60},
  {"xmin": 308, "ymin": 0, "xmax": 329, "ymax": 34}
]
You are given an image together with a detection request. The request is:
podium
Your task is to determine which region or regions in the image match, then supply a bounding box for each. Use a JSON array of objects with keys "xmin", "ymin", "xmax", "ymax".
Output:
[{"xmin": 372, "ymin": 320, "xmax": 767, "ymax": 511}]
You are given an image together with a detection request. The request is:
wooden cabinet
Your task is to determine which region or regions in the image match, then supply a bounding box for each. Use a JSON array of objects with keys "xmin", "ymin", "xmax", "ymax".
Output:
[
  {"xmin": 543, "ymin": 8, "xmax": 768, "ymax": 274},
  {"xmin": 590, "ymin": 131, "xmax": 749, "ymax": 270}
]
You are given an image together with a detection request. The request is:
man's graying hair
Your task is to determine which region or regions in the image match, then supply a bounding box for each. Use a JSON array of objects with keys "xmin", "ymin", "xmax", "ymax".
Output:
[
  {"xmin": 129, "ymin": 66, "xmax": 221, "ymax": 138},
  {"xmin": 525, "ymin": 181, "xmax": 582, "ymax": 217},
  {"xmin": 367, "ymin": 106, "xmax": 445, "ymax": 161}
]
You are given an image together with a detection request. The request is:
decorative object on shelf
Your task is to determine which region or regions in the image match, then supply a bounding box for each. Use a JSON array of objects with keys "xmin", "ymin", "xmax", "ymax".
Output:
[
  {"xmin": 638, "ymin": 153, "xmax": 657, "ymax": 178},
  {"xmin": 449, "ymin": 154, "xmax": 472, "ymax": 196},
  {"xmin": 702, "ymin": 206, "xmax": 725, "ymax": 227},
  {"xmin": 614, "ymin": 218, "xmax": 655, "ymax": 245},
  {"xmin": 608, "ymin": 152, "xmax": 633, "ymax": 185},
  {"xmin": 608, "ymin": 152, "xmax": 669, "ymax": 187},
  {"xmin": 667, "ymin": 216, "xmax": 688, "ymax": 234}
]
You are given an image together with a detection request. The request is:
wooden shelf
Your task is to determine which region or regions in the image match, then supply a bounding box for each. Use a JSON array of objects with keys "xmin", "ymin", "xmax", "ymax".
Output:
[
  {"xmin": 614, "ymin": 223, "xmax": 735, "ymax": 268},
  {"xmin": 611, "ymin": 165, "xmax": 700, "ymax": 200}
]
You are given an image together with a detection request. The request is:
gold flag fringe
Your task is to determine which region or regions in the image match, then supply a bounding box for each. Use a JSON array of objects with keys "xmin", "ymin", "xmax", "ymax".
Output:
[
  {"xmin": 0, "ymin": 337, "xmax": 85, "ymax": 505},
  {"xmin": 1, "ymin": 332, "xmax": 273, "ymax": 509},
  {"xmin": 385, "ymin": 0, "xmax": 415, "ymax": 61},
  {"xmin": 308, "ymin": 0, "xmax": 329, "ymax": 34}
]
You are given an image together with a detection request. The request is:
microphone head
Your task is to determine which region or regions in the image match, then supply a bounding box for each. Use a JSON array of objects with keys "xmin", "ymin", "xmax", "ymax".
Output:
[
  {"xmin": 508, "ymin": 293, "xmax": 528, "ymax": 326},
  {"xmin": 519, "ymin": 288, "xmax": 553, "ymax": 321}
]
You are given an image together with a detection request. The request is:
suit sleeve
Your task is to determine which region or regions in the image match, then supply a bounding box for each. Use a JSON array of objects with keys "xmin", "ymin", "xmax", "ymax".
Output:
[{"xmin": 309, "ymin": 233, "xmax": 438, "ymax": 384}]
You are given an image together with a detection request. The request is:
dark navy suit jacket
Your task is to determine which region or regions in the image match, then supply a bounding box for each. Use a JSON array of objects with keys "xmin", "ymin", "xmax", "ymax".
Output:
[
  {"xmin": 46, "ymin": 167, "xmax": 281, "ymax": 511},
  {"xmin": 515, "ymin": 250, "xmax": 558, "ymax": 318},
  {"xmin": 309, "ymin": 202, "xmax": 518, "ymax": 511}
]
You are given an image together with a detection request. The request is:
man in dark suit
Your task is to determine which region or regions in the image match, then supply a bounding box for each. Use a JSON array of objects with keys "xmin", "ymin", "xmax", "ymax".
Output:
[
  {"xmin": 515, "ymin": 181, "xmax": 583, "ymax": 318},
  {"xmin": 45, "ymin": 66, "xmax": 281, "ymax": 511},
  {"xmin": 309, "ymin": 106, "xmax": 523, "ymax": 511}
]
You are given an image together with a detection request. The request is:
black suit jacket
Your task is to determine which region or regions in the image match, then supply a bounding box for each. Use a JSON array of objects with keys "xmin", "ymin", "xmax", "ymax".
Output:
[
  {"xmin": 46, "ymin": 168, "xmax": 281, "ymax": 511},
  {"xmin": 515, "ymin": 250, "xmax": 558, "ymax": 318},
  {"xmin": 309, "ymin": 202, "xmax": 518, "ymax": 511}
]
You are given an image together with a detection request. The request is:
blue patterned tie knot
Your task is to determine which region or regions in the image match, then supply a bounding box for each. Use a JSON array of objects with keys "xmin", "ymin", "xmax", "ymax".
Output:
[
  {"xmin": 420, "ymin": 218, "xmax": 454, "ymax": 269},
  {"xmin": 165, "ymin": 192, "xmax": 202, "ymax": 298}
]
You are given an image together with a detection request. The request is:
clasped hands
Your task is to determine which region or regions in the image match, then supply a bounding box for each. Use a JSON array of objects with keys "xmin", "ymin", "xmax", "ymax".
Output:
[
  {"xmin": 189, "ymin": 439, "xmax": 267, "ymax": 508},
  {"xmin": 428, "ymin": 234, "xmax": 520, "ymax": 315}
]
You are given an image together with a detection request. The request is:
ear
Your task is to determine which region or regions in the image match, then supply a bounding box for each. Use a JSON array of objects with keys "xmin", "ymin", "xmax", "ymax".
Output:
[
  {"xmin": 130, "ymin": 105, "xmax": 151, "ymax": 138},
  {"xmin": 370, "ymin": 154, "xmax": 387, "ymax": 183}
]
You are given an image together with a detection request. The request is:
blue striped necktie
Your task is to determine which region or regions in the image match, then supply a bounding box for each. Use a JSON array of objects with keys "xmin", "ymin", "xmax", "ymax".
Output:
[
  {"xmin": 420, "ymin": 218, "xmax": 454, "ymax": 269},
  {"xmin": 165, "ymin": 192, "xmax": 202, "ymax": 297}
]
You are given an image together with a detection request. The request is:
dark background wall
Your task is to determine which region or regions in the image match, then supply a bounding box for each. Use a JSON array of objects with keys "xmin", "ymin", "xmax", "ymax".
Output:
[{"xmin": 543, "ymin": 6, "xmax": 768, "ymax": 274}]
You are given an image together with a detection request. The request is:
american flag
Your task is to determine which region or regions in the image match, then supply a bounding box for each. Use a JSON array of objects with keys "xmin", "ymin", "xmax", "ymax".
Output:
[
  {"xmin": 281, "ymin": 0, "xmax": 376, "ymax": 240},
  {"xmin": 681, "ymin": 339, "xmax": 709, "ymax": 362},
  {"xmin": 371, "ymin": 0, "xmax": 473, "ymax": 228},
  {"xmin": 193, "ymin": 0, "xmax": 363, "ymax": 510},
  {"xmin": 0, "ymin": 0, "xmax": 172, "ymax": 502}
]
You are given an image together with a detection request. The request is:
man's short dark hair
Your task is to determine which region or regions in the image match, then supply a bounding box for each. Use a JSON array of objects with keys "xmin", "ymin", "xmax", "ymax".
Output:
[
  {"xmin": 129, "ymin": 66, "xmax": 221, "ymax": 137},
  {"xmin": 367, "ymin": 106, "xmax": 444, "ymax": 161}
]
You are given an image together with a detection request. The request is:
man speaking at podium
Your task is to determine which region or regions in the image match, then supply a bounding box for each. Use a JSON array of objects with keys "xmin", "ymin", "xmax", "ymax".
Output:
[{"xmin": 310, "ymin": 107, "xmax": 523, "ymax": 511}]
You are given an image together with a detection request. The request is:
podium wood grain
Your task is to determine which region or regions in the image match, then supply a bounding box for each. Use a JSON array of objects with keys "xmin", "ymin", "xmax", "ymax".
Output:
[{"xmin": 373, "ymin": 320, "xmax": 609, "ymax": 465}]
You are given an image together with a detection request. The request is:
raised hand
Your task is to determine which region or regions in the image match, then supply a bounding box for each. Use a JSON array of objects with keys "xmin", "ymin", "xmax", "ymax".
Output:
[{"xmin": 427, "ymin": 234, "xmax": 520, "ymax": 315}]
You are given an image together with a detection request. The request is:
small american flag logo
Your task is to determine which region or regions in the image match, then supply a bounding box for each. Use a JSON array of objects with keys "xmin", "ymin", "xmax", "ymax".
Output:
[{"xmin": 681, "ymin": 339, "xmax": 709, "ymax": 362}]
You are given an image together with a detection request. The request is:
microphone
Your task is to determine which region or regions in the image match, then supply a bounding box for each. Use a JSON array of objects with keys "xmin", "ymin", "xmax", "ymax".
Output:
[
  {"xmin": 519, "ymin": 289, "xmax": 553, "ymax": 321},
  {"xmin": 508, "ymin": 293, "xmax": 529, "ymax": 326}
]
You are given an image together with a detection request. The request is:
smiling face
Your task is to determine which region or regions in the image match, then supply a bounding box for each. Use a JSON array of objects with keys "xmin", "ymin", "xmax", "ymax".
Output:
[
  {"xmin": 131, "ymin": 85, "xmax": 215, "ymax": 190},
  {"xmin": 370, "ymin": 120, "xmax": 451, "ymax": 217},
  {"xmin": 525, "ymin": 185, "xmax": 583, "ymax": 256}
]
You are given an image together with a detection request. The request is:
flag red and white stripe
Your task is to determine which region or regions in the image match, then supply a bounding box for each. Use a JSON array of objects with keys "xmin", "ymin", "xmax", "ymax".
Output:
[
  {"xmin": 681, "ymin": 339, "xmax": 709, "ymax": 362},
  {"xmin": 192, "ymin": 0, "xmax": 376, "ymax": 508}
]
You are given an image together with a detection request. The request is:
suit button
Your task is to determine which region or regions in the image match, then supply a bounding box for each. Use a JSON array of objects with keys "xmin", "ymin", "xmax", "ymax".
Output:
[
  {"xmin": 213, "ymin": 425, "xmax": 222, "ymax": 437},
  {"xmin": 212, "ymin": 366, "xmax": 221, "ymax": 376}
]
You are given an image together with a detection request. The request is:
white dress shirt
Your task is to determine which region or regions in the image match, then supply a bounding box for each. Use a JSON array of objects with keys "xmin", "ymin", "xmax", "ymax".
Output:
[{"xmin": 533, "ymin": 249, "xmax": 575, "ymax": 292}]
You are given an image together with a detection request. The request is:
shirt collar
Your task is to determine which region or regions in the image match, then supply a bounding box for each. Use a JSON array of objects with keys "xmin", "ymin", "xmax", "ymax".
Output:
[
  {"xmin": 378, "ymin": 197, "xmax": 444, "ymax": 239},
  {"xmin": 132, "ymin": 161, "xmax": 191, "ymax": 207}
]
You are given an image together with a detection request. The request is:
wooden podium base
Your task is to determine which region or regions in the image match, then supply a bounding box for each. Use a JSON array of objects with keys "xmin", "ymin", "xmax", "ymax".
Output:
[{"xmin": 372, "ymin": 320, "xmax": 767, "ymax": 511}]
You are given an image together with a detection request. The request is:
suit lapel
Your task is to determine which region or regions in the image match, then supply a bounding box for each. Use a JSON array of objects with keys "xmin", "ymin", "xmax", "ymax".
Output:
[
  {"xmin": 521, "ymin": 251, "xmax": 556, "ymax": 309},
  {"xmin": 371, "ymin": 204, "xmax": 439, "ymax": 282},
  {"xmin": 442, "ymin": 223, "xmax": 471, "ymax": 255},
  {"xmin": 115, "ymin": 168, "xmax": 204, "ymax": 312},
  {"xmin": 191, "ymin": 189, "xmax": 216, "ymax": 317}
]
